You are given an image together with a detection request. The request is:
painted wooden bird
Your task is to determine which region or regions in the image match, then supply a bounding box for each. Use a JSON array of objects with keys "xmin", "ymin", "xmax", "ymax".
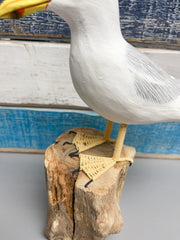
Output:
[{"xmin": 1, "ymin": 0, "xmax": 179, "ymax": 186}]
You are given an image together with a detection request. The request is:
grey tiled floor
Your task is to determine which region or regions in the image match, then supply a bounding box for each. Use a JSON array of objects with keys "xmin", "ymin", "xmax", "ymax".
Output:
[{"xmin": 0, "ymin": 153, "xmax": 180, "ymax": 240}]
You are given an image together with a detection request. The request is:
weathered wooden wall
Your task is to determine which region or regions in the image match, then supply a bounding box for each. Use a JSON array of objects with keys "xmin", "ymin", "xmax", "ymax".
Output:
[
  {"xmin": 0, "ymin": 41, "xmax": 179, "ymax": 156},
  {"xmin": 0, "ymin": 108, "xmax": 179, "ymax": 155},
  {"xmin": 0, "ymin": 0, "xmax": 179, "ymax": 47},
  {"xmin": 0, "ymin": 41, "xmax": 179, "ymax": 107},
  {"xmin": 0, "ymin": 0, "xmax": 179, "ymax": 155}
]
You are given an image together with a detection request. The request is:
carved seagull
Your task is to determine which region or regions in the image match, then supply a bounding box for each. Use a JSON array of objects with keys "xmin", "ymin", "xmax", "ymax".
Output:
[{"xmin": 1, "ymin": 0, "xmax": 180, "ymax": 185}]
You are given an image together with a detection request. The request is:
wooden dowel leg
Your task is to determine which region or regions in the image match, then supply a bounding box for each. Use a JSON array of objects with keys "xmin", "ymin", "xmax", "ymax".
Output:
[
  {"xmin": 113, "ymin": 124, "xmax": 127, "ymax": 161},
  {"xmin": 104, "ymin": 120, "xmax": 114, "ymax": 140}
]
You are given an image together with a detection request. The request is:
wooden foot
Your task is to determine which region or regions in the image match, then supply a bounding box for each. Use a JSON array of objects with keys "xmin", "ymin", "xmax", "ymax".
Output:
[
  {"xmin": 44, "ymin": 128, "xmax": 136, "ymax": 240},
  {"xmin": 72, "ymin": 120, "xmax": 114, "ymax": 153}
]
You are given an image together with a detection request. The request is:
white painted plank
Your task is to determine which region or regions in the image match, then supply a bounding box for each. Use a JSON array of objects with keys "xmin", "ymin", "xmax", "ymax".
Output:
[{"xmin": 0, "ymin": 40, "xmax": 179, "ymax": 107}]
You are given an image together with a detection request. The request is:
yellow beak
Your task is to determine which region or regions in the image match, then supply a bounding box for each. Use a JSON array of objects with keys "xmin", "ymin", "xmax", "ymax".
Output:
[{"xmin": 0, "ymin": 0, "xmax": 50, "ymax": 19}]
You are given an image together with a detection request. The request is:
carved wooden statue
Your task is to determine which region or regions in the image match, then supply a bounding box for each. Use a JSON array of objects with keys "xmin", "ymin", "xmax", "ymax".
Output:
[{"xmin": 1, "ymin": 0, "xmax": 179, "ymax": 239}]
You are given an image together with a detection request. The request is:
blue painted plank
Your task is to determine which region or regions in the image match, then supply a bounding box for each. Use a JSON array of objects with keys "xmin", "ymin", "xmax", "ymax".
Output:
[
  {"xmin": 0, "ymin": 108, "xmax": 179, "ymax": 154},
  {"xmin": 0, "ymin": 0, "xmax": 179, "ymax": 46}
]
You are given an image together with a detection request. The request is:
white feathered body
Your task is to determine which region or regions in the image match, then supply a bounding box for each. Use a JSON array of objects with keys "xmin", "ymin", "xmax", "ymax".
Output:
[
  {"xmin": 70, "ymin": 40, "xmax": 180, "ymax": 124},
  {"xmin": 48, "ymin": 0, "xmax": 180, "ymax": 124}
]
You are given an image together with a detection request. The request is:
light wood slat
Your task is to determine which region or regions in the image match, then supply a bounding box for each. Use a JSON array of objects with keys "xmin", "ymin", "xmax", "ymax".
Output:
[{"xmin": 0, "ymin": 41, "xmax": 179, "ymax": 107}]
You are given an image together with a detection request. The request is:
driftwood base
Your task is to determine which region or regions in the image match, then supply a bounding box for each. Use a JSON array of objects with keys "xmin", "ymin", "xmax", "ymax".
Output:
[{"xmin": 44, "ymin": 128, "xmax": 136, "ymax": 240}]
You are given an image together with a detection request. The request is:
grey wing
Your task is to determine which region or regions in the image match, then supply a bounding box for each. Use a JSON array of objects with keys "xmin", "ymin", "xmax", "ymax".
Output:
[{"xmin": 127, "ymin": 44, "xmax": 180, "ymax": 104}]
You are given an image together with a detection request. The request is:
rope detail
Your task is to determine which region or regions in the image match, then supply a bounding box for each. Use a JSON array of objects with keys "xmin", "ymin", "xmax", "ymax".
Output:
[
  {"xmin": 72, "ymin": 131, "xmax": 134, "ymax": 181},
  {"xmin": 79, "ymin": 154, "xmax": 133, "ymax": 180},
  {"xmin": 73, "ymin": 132, "xmax": 106, "ymax": 153}
]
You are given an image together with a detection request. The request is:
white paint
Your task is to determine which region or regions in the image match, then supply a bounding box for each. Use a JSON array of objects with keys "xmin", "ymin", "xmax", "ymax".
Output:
[
  {"xmin": 48, "ymin": 0, "xmax": 180, "ymax": 124},
  {"xmin": 0, "ymin": 40, "xmax": 179, "ymax": 108},
  {"xmin": 0, "ymin": 40, "xmax": 84, "ymax": 107}
]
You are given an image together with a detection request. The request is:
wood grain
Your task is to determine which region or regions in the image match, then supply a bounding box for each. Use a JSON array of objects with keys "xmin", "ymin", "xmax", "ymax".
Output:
[
  {"xmin": 0, "ymin": 0, "xmax": 179, "ymax": 47},
  {"xmin": 0, "ymin": 41, "xmax": 179, "ymax": 108},
  {"xmin": 44, "ymin": 128, "xmax": 135, "ymax": 240},
  {"xmin": 0, "ymin": 108, "xmax": 179, "ymax": 155}
]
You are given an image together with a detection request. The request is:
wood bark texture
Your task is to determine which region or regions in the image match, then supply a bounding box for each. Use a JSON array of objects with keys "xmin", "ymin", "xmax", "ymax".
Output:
[{"xmin": 44, "ymin": 128, "xmax": 136, "ymax": 240}]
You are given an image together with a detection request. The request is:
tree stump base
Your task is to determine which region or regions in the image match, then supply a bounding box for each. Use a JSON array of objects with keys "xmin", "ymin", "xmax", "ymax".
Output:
[{"xmin": 44, "ymin": 128, "xmax": 136, "ymax": 240}]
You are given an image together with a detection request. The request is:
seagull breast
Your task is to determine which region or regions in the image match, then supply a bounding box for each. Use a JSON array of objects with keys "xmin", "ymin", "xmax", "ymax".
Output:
[{"xmin": 48, "ymin": 0, "xmax": 180, "ymax": 124}]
